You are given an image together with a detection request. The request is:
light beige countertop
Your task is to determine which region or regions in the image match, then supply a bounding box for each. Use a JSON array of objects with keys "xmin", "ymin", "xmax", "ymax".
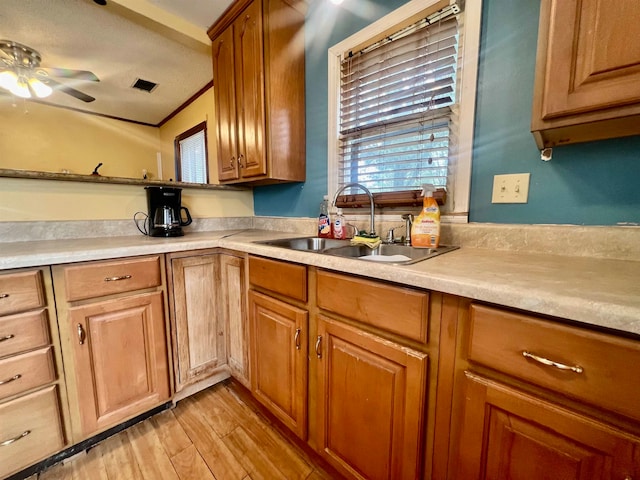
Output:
[{"xmin": 1, "ymin": 229, "xmax": 639, "ymax": 337}]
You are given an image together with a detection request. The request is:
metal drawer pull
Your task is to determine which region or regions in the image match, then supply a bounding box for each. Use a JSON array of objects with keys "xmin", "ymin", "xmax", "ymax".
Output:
[
  {"xmin": 77, "ymin": 323, "xmax": 86, "ymax": 345},
  {"xmin": 0, "ymin": 430, "xmax": 30, "ymax": 447},
  {"xmin": 294, "ymin": 328, "xmax": 301, "ymax": 350},
  {"xmin": 104, "ymin": 275, "xmax": 132, "ymax": 282},
  {"xmin": 315, "ymin": 335, "xmax": 322, "ymax": 359},
  {"xmin": 522, "ymin": 351, "xmax": 583, "ymax": 374},
  {"xmin": 0, "ymin": 293, "xmax": 8, "ymax": 299},
  {"xmin": 0, "ymin": 334, "xmax": 15, "ymax": 343},
  {"xmin": 0, "ymin": 374, "xmax": 21, "ymax": 385}
]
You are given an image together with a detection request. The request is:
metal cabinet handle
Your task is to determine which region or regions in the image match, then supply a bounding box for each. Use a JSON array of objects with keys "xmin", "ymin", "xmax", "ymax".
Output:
[
  {"xmin": 238, "ymin": 153, "xmax": 245, "ymax": 168},
  {"xmin": 522, "ymin": 351, "xmax": 583, "ymax": 374},
  {"xmin": 104, "ymin": 275, "xmax": 131, "ymax": 282},
  {"xmin": 0, "ymin": 334, "xmax": 14, "ymax": 343},
  {"xmin": 77, "ymin": 324, "xmax": 86, "ymax": 345},
  {"xmin": 0, "ymin": 430, "xmax": 30, "ymax": 447},
  {"xmin": 0, "ymin": 374, "xmax": 21, "ymax": 386},
  {"xmin": 0, "ymin": 293, "xmax": 8, "ymax": 299},
  {"xmin": 230, "ymin": 156, "xmax": 235, "ymax": 168},
  {"xmin": 315, "ymin": 335, "xmax": 322, "ymax": 359},
  {"xmin": 294, "ymin": 328, "xmax": 301, "ymax": 350}
]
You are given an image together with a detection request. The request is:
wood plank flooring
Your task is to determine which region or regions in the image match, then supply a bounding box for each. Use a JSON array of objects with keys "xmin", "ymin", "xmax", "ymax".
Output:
[{"xmin": 37, "ymin": 382, "xmax": 336, "ymax": 480}]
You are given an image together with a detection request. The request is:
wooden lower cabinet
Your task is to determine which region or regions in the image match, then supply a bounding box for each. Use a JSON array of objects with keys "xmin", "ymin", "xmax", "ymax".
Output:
[
  {"xmin": 249, "ymin": 289, "xmax": 308, "ymax": 440},
  {"xmin": 68, "ymin": 291, "xmax": 170, "ymax": 437},
  {"xmin": 0, "ymin": 267, "xmax": 69, "ymax": 478},
  {"xmin": 220, "ymin": 253, "xmax": 249, "ymax": 387},
  {"xmin": 455, "ymin": 373, "xmax": 640, "ymax": 480},
  {"xmin": 0, "ymin": 386, "xmax": 65, "ymax": 479},
  {"xmin": 168, "ymin": 252, "xmax": 226, "ymax": 394},
  {"xmin": 315, "ymin": 315, "xmax": 428, "ymax": 480}
]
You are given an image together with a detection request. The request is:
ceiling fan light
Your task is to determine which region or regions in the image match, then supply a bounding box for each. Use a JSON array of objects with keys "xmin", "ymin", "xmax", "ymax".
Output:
[
  {"xmin": 0, "ymin": 70, "xmax": 19, "ymax": 92},
  {"xmin": 12, "ymin": 79, "xmax": 31, "ymax": 98},
  {"xmin": 28, "ymin": 77, "xmax": 53, "ymax": 98}
]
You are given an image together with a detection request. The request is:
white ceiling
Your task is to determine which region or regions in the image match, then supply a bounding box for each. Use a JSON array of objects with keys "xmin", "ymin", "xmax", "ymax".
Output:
[{"xmin": 0, "ymin": 0, "xmax": 234, "ymax": 125}]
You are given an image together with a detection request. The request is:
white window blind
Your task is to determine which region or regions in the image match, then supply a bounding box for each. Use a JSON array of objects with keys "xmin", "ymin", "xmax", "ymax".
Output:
[
  {"xmin": 338, "ymin": 9, "xmax": 460, "ymax": 195},
  {"xmin": 178, "ymin": 129, "xmax": 207, "ymax": 184}
]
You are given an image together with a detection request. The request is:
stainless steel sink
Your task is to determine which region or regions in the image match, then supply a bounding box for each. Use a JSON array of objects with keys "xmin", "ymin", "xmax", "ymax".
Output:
[
  {"xmin": 257, "ymin": 237, "xmax": 352, "ymax": 252},
  {"xmin": 324, "ymin": 243, "xmax": 459, "ymax": 265},
  {"xmin": 256, "ymin": 236, "xmax": 458, "ymax": 265}
]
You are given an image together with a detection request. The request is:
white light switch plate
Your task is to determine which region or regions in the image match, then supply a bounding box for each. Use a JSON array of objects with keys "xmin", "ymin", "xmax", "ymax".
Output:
[{"xmin": 491, "ymin": 173, "xmax": 531, "ymax": 203}]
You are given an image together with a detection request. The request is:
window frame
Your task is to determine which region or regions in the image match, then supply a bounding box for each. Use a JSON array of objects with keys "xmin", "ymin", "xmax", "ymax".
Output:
[
  {"xmin": 174, "ymin": 121, "xmax": 209, "ymax": 184},
  {"xmin": 327, "ymin": 0, "xmax": 482, "ymax": 221}
]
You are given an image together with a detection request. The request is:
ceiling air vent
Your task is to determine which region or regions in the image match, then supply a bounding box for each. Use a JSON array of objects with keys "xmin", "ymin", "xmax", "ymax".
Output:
[{"xmin": 131, "ymin": 78, "xmax": 158, "ymax": 93}]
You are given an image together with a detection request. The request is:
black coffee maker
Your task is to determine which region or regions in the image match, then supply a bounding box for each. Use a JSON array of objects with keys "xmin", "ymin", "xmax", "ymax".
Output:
[{"xmin": 145, "ymin": 186, "xmax": 192, "ymax": 237}]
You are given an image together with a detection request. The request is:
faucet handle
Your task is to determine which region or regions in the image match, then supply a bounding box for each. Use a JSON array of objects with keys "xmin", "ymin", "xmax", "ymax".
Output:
[{"xmin": 385, "ymin": 228, "xmax": 396, "ymax": 244}]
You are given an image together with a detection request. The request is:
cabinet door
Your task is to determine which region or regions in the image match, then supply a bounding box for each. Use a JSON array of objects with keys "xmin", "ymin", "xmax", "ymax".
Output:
[
  {"xmin": 170, "ymin": 254, "xmax": 225, "ymax": 392},
  {"xmin": 220, "ymin": 254, "xmax": 249, "ymax": 387},
  {"xmin": 0, "ymin": 386, "xmax": 65, "ymax": 479},
  {"xmin": 249, "ymin": 290, "xmax": 307, "ymax": 439},
  {"xmin": 531, "ymin": 0, "xmax": 640, "ymax": 147},
  {"xmin": 455, "ymin": 373, "xmax": 640, "ymax": 480},
  {"xmin": 213, "ymin": 26, "xmax": 240, "ymax": 182},
  {"xmin": 316, "ymin": 315, "xmax": 428, "ymax": 480},
  {"xmin": 69, "ymin": 292, "xmax": 169, "ymax": 436},
  {"xmin": 538, "ymin": 0, "xmax": 640, "ymax": 120},
  {"xmin": 234, "ymin": 0, "xmax": 267, "ymax": 179}
]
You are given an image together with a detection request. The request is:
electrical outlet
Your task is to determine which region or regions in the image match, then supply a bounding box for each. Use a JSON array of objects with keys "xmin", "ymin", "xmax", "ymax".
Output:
[{"xmin": 491, "ymin": 173, "xmax": 530, "ymax": 204}]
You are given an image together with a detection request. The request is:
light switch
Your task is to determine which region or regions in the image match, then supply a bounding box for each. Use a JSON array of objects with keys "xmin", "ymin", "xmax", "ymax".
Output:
[{"xmin": 491, "ymin": 173, "xmax": 530, "ymax": 204}]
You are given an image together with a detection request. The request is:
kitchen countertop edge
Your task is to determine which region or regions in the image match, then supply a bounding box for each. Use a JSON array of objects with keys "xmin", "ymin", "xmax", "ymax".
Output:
[{"xmin": 1, "ymin": 229, "xmax": 639, "ymax": 337}]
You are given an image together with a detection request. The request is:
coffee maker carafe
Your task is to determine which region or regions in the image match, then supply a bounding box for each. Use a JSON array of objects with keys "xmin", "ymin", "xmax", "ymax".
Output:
[{"xmin": 145, "ymin": 186, "xmax": 192, "ymax": 237}]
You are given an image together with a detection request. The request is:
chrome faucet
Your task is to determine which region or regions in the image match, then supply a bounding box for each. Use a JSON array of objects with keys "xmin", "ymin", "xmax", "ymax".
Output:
[
  {"xmin": 331, "ymin": 183, "xmax": 376, "ymax": 237},
  {"xmin": 402, "ymin": 213, "xmax": 413, "ymax": 246}
]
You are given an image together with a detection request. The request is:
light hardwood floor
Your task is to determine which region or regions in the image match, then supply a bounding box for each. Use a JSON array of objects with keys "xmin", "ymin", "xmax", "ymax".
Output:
[{"xmin": 36, "ymin": 382, "xmax": 337, "ymax": 480}]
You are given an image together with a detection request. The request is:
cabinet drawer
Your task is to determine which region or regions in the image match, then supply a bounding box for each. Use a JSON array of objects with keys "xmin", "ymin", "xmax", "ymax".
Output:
[
  {"xmin": 0, "ymin": 270, "xmax": 45, "ymax": 316},
  {"xmin": 0, "ymin": 347, "xmax": 56, "ymax": 400},
  {"xmin": 468, "ymin": 304, "xmax": 640, "ymax": 421},
  {"xmin": 63, "ymin": 256, "xmax": 162, "ymax": 301},
  {"xmin": 317, "ymin": 271, "xmax": 429, "ymax": 343},
  {"xmin": 0, "ymin": 385, "xmax": 65, "ymax": 479},
  {"xmin": 249, "ymin": 256, "xmax": 307, "ymax": 302},
  {"xmin": 0, "ymin": 309, "xmax": 50, "ymax": 358}
]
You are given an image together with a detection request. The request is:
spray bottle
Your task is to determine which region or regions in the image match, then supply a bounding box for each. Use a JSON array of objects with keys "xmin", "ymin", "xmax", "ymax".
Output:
[
  {"xmin": 411, "ymin": 184, "xmax": 440, "ymax": 248},
  {"xmin": 318, "ymin": 195, "xmax": 332, "ymax": 238}
]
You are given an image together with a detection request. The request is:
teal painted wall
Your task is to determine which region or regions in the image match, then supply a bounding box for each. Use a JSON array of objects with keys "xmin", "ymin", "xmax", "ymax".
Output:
[{"xmin": 253, "ymin": 0, "xmax": 640, "ymax": 225}]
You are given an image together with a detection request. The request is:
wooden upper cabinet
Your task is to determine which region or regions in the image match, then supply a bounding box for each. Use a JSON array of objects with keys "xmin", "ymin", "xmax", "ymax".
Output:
[
  {"xmin": 234, "ymin": 0, "xmax": 267, "ymax": 179},
  {"xmin": 212, "ymin": 26, "xmax": 239, "ymax": 182},
  {"xmin": 531, "ymin": 0, "xmax": 640, "ymax": 148},
  {"xmin": 208, "ymin": 0, "xmax": 306, "ymax": 185}
]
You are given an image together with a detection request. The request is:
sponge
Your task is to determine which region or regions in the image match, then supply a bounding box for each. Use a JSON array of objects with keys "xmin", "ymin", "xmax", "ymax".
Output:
[{"xmin": 350, "ymin": 233, "xmax": 381, "ymax": 249}]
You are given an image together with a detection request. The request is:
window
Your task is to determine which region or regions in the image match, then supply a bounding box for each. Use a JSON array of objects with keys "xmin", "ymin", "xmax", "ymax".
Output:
[
  {"xmin": 175, "ymin": 121, "xmax": 208, "ymax": 184},
  {"xmin": 328, "ymin": 0, "xmax": 482, "ymax": 220}
]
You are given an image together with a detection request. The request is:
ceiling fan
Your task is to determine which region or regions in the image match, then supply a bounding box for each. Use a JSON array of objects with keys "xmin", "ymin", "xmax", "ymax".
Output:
[{"xmin": 0, "ymin": 40, "xmax": 99, "ymax": 103}]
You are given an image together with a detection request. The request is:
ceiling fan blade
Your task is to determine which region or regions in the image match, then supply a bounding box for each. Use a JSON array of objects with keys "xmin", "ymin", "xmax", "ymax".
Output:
[
  {"xmin": 42, "ymin": 76, "xmax": 95, "ymax": 103},
  {"xmin": 44, "ymin": 67, "xmax": 99, "ymax": 82}
]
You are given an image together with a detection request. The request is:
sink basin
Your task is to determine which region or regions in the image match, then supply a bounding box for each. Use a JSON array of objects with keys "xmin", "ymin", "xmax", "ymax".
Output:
[
  {"xmin": 257, "ymin": 237, "xmax": 352, "ymax": 252},
  {"xmin": 324, "ymin": 244, "xmax": 459, "ymax": 265},
  {"xmin": 256, "ymin": 236, "xmax": 458, "ymax": 265}
]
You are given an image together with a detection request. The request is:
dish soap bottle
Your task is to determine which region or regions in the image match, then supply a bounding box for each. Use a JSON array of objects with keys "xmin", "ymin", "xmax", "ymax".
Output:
[
  {"xmin": 411, "ymin": 184, "xmax": 440, "ymax": 248},
  {"xmin": 332, "ymin": 208, "xmax": 347, "ymax": 239},
  {"xmin": 318, "ymin": 195, "xmax": 332, "ymax": 238}
]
